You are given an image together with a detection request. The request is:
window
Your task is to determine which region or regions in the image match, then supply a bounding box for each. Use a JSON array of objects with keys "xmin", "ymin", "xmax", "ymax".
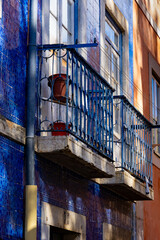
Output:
[
  {"xmin": 105, "ymin": 12, "xmax": 121, "ymax": 95},
  {"xmin": 49, "ymin": 0, "xmax": 74, "ymax": 73},
  {"xmin": 49, "ymin": 0, "xmax": 74, "ymax": 44},
  {"xmin": 152, "ymin": 75, "xmax": 160, "ymax": 154},
  {"xmin": 105, "ymin": 12, "xmax": 121, "ymax": 134}
]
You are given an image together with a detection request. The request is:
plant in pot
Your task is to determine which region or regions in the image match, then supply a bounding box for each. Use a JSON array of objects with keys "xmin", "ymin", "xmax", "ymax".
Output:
[
  {"xmin": 50, "ymin": 120, "xmax": 72, "ymax": 136},
  {"xmin": 48, "ymin": 74, "xmax": 72, "ymax": 136},
  {"xmin": 48, "ymin": 73, "xmax": 67, "ymax": 103}
]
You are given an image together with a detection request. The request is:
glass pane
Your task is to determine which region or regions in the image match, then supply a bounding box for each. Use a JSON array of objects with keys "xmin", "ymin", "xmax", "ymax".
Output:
[
  {"xmin": 50, "ymin": 0, "xmax": 57, "ymax": 17},
  {"xmin": 50, "ymin": 15, "xmax": 57, "ymax": 43},
  {"xmin": 155, "ymin": 80, "xmax": 158, "ymax": 120},
  {"xmin": 114, "ymin": 32, "xmax": 118, "ymax": 47},
  {"xmin": 152, "ymin": 76, "xmax": 160, "ymax": 152},
  {"xmin": 152, "ymin": 78, "xmax": 155, "ymax": 119},
  {"xmin": 62, "ymin": 0, "xmax": 68, "ymax": 27},
  {"xmin": 112, "ymin": 53, "xmax": 118, "ymax": 80},
  {"xmin": 68, "ymin": 1, "xmax": 72, "ymax": 32},
  {"xmin": 105, "ymin": 44, "xmax": 110, "ymax": 75},
  {"xmin": 105, "ymin": 20, "xmax": 119, "ymax": 49},
  {"xmin": 114, "ymin": 56, "xmax": 118, "ymax": 79},
  {"xmin": 62, "ymin": 26, "xmax": 67, "ymax": 43}
]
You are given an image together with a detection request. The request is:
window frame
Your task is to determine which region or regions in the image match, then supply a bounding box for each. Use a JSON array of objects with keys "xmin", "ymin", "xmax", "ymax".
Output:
[
  {"xmin": 100, "ymin": 0, "xmax": 129, "ymax": 98},
  {"xmin": 100, "ymin": 0, "xmax": 129, "ymax": 164},
  {"xmin": 49, "ymin": 0, "xmax": 75, "ymax": 44},
  {"xmin": 41, "ymin": 202, "xmax": 86, "ymax": 240},
  {"xmin": 105, "ymin": 11, "xmax": 122, "ymax": 136},
  {"xmin": 151, "ymin": 74, "xmax": 160, "ymax": 155},
  {"xmin": 105, "ymin": 12, "xmax": 121, "ymax": 54},
  {"xmin": 149, "ymin": 53, "xmax": 160, "ymax": 157}
]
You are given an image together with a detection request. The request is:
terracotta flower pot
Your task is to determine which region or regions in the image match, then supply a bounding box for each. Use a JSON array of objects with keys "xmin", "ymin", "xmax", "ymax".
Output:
[
  {"xmin": 48, "ymin": 74, "xmax": 66, "ymax": 103},
  {"xmin": 51, "ymin": 121, "xmax": 71, "ymax": 136}
]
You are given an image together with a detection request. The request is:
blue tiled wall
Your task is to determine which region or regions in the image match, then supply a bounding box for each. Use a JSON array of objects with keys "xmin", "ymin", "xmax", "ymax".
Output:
[
  {"xmin": 0, "ymin": 136, "xmax": 24, "ymax": 239},
  {"xmin": 36, "ymin": 156, "xmax": 133, "ymax": 240},
  {"xmin": 0, "ymin": 0, "xmax": 28, "ymax": 127},
  {"xmin": 0, "ymin": 1, "xmax": 28, "ymax": 238}
]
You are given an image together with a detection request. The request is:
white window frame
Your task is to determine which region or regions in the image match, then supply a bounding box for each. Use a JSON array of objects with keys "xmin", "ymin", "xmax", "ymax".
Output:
[
  {"xmin": 105, "ymin": 17, "xmax": 119, "ymax": 51},
  {"xmin": 100, "ymin": 0, "xmax": 129, "ymax": 98},
  {"xmin": 49, "ymin": 0, "xmax": 74, "ymax": 44},
  {"xmin": 105, "ymin": 16, "xmax": 120, "ymax": 93},
  {"xmin": 105, "ymin": 14, "xmax": 121, "ymax": 136}
]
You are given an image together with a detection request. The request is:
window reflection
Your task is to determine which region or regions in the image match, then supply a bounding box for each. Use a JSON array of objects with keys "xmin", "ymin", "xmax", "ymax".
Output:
[{"xmin": 105, "ymin": 19, "xmax": 119, "ymax": 49}]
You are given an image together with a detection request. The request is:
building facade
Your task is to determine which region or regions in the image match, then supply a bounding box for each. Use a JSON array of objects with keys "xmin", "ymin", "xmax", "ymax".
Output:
[{"xmin": 0, "ymin": 0, "xmax": 159, "ymax": 239}]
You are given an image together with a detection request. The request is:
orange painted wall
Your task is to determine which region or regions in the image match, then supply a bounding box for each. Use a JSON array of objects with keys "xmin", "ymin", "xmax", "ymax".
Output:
[
  {"xmin": 133, "ymin": 1, "xmax": 160, "ymax": 240},
  {"xmin": 133, "ymin": 0, "xmax": 160, "ymax": 118},
  {"xmin": 141, "ymin": 0, "xmax": 160, "ymax": 30},
  {"xmin": 143, "ymin": 164, "xmax": 160, "ymax": 240}
]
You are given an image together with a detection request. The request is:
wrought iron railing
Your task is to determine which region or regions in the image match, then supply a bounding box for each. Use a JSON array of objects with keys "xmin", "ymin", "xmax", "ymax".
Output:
[
  {"xmin": 37, "ymin": 46, "xmax": 114, "ymax": 160},
  {"xmin": 113, "ymin": 95, "xmax": 153, "ymax": 185}
]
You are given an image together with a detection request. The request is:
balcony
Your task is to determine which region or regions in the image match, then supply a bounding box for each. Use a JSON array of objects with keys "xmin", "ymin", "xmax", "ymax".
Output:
[
  {"xmin": 35, "ymin": 45, "xmax": 115, "ymax": 178},
  {"xmin": 96, "ymin": 96, "xmax": 154, "ymax": 200}
]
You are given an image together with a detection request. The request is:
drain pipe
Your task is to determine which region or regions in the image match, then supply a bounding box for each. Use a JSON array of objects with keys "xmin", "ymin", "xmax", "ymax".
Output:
[{"xmin": 25, "ymin": 0, "xmax": 37, "ymax": 239}]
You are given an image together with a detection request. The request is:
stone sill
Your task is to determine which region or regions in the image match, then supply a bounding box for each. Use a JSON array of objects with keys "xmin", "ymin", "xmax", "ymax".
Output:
[{"xmin": 0, "ymin": 114, "xmax": 25, "ymax": 144}]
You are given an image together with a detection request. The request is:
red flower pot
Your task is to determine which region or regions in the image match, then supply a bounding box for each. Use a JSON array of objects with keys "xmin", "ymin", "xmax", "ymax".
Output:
[
  {"xmin": 51, "ymin": 121, "xmax": 71, "ymax": 136},
  {"xmin": 48, "ymin": 74, "xmax": 66, "ymax": 103}
]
